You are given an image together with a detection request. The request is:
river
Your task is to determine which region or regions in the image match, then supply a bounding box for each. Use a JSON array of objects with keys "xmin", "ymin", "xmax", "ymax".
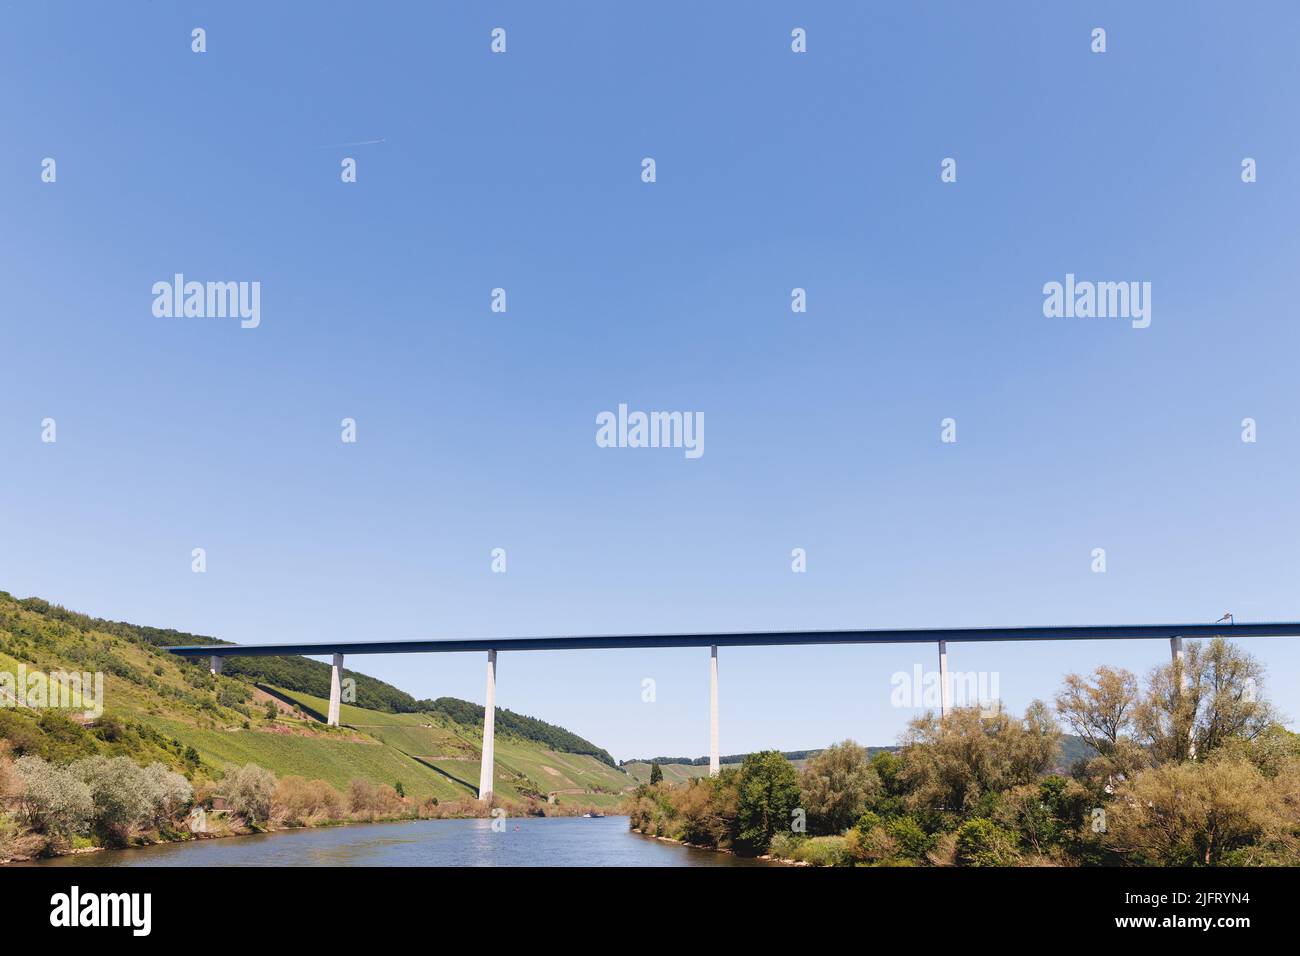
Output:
[{"xmin": 17, "ymin": 815, "xmax": 772, "ymax": 867}]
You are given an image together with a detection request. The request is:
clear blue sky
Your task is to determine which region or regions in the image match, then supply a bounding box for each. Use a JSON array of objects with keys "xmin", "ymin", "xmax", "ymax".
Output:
[{"xmin": 3, "ymin": 3, "xmax": 1299, "ymax": 760}]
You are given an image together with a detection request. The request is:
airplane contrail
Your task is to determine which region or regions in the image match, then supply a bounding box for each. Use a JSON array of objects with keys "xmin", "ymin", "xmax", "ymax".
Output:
[{"xmin": 316, "ymin": 138, "xmax": 387, "ymax": 148}]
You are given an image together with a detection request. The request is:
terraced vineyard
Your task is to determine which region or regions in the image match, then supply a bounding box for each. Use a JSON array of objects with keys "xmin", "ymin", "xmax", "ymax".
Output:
[
  {"xmin": 622, "ymin": 761, "xmax": 733, "ymax": 784},
  {"xmin": 272, "ymin": 687, "xmax": 632, "ymax": 808},
  {"xmin": 0, "ymin": 592, "xmax": 634, "ymax": 810}
]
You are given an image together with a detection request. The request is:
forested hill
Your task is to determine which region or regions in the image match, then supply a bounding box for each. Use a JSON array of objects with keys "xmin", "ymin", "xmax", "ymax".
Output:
[
  {"xmin": 621, "ymin": 748, "xmax": 896, "ymax": 767},
  {"xmin": 0, "ymin": 594, "xmax": 613, "ymax": 765},
  {"xmin": 625, "ymin": 738, "xmax": 1097, "ymax": 773},
  {"xmin": 424, "ymin": 698, "xmax": 614, "ymax": 766}
]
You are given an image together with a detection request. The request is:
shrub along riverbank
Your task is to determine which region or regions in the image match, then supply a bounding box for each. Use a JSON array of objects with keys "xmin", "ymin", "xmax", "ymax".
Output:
[{"xmin": 625, "ymin": 638, "xmax": 1300, "ymax": 866}]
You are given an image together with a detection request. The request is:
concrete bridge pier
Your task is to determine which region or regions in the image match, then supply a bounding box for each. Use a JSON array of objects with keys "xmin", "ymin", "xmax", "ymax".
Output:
[
  {"xmin": 209, "ymin": 655, "xmax": 223, "ymax": 676},
  {"xmin": 938, "ymin": 641, "xmax": 951, "ymax": 717},
  {"xmin": 709, "ymin": 645, "xmax": 719, "ymax": 776},
  {"xmin": 478, "ymin": 650, "xmax": 497, "ymax": 802},
  {"xmin": 327, "ymin": 653, "xmax": 343, "ymax": 726},
  {"xmin": 1170, "ymin": 635, "xmax": 1195, "ymax": 757}
]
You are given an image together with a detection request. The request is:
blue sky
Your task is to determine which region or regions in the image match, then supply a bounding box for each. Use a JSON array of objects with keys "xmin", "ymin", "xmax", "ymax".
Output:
[{"xmin": 3, "ymin": 2, "xmax": 1300, "ymax": 760}]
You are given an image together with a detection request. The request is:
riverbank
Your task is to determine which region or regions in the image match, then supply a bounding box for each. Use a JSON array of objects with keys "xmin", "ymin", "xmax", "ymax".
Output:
[
  {"xmin": 15, "ymin": 815, "xmax": 774, "ymax": 867},
  {"xmin": 629, "ymin": 826, "xmax": 794, "ymax": 865},
  {"xmin": 2, "ymin": 799, "xmax": 626, "ymax": 865},
  {"xmin": 1, "ymin": 814, "xmax": 386, "ymax": 865}
]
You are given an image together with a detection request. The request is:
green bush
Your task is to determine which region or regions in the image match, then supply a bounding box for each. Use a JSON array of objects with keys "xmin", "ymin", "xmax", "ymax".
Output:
[
  {"xmin": 768, "ymin": 832, "xmax": 803, "ymax": 860},
  {"xmin": 955, "ymin": 818, "xmax": 1018, "ymax": 866},
  {"xmin": 885, "ymin": 815, "xmax": 932, "ymax": 861},
  {"xmin": 735, "ymin": 751, "xmax": 801, "ymax": 854},
  {"xmin": 769, "ymin": 833, "xmax": 849, "ymax": 866},
  {"xmin": 69, "ymin": 755, "xmax": 192, "ymax": 844},
  {"xmin": 217, "ymin": 684, "xmax": 249, "ymax": 708},
  {"xmin": 799, "ymin": 835, "xmax": 850, "ymax": 866},
  {"xmin": 799, "ymin": 741, "xmax": 880, "ymax": 834},
  {"xmin": 13, "ymin": 756, "xmax": 94, "ymax": 836},
  {"xmin": 221, "ymin": 764, "xmax": 276, "ymax": 825},
  {"xmin": 855, "ymin": 810, "xmax": 883, "ymax": 833}
]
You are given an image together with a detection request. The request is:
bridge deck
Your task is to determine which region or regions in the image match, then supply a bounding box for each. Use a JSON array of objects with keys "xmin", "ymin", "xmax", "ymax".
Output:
[{"xmin": 165, "ymin": 621, "xmax": 1298, "ymax": 658}]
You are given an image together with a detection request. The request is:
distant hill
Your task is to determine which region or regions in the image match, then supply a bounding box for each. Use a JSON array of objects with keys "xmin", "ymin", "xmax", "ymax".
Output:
[
  {"xmin": 0, "ymin": 592, "xmax": 628, "ymax": 807},
  {"xmin": 623, "ymin": 748, "xmax": 894, "ymax": 784},
  {"xmin": 1056, "ymin": 733, "xmax": 1098, "ymax": 771},
  {"xmin": 622, "ymin": 746, "xmax": 898, "ymax": 767},
  {"xmin": 423, "ymin": 698, "xmax": 614, "ymax": 766}
]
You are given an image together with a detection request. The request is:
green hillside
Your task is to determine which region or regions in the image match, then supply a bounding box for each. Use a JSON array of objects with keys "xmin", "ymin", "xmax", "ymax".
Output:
[
  {"xmin": 0, "ymin": 592, "xmax": 631, "ymax": 809},
  {"xmin": 270, "ymin": 687, "xmax": 630, "ymax": 808},
  {"xmin": 623, "ymin": 761, "xmax": 722, "ymax": 784}
]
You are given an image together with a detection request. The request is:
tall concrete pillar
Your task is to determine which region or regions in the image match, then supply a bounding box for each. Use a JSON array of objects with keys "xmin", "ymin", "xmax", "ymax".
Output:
[
  {"xmin": 1170, "ymin": 636, "xmax": 1195, "ymax": 758},
  {"xmin": 327, "ymin": 653, "xmax": 343, "ymax": 727},
  {"xmin": 938, "ymin": 641, "xmax": 951, "ymax": 717},
  {"xmin": 478, "ymin": 650, "xmax": 497, "ymax": 802},
  {"xmin": 709, "ymin": 645, "xmax": 720, "ymax": 776},
  {"xmin": 209, "ymin": 655, "xmax": 223, "ymax": 676},
  {"xmin": 1169, "ymin": 636, "xmax": 1186, "ymax": 687}
]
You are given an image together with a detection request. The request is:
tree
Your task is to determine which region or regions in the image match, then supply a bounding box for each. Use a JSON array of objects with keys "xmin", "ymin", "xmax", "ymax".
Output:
[
  {"xmin": 141, "ymin": 762, "xmax": 193, "ymax": 827},
  {"xmin": 1135, "ymin": 638, "xmax": 1277, "ymax": 764},
  {"xmin": 1194, "ymin": 639, "xmax": 1278, "ymax": 753},
  {"xmin": 735, "ymin": 751, "xmax": 801, "ymax": 854},
  {"xmin": 272, "ymin": 776, "xmax": 345, "ymax": 825},
  {"xmin": 13, "ymin": 755, "xmax": 94, "ymax": 837},
  {"xmin": 1103, "ymin": 755, "xmax": 1283, "ymax": 865},
  {"xmin": 344, "ymin": 778, "xmax": 404, "ymax": 819},
  {"xmin": 1229, "ymin": 725, "xmax": 1300, "ymax": 778},
  {"xmin": 899, "ymin": 702, "xmax": 1060, "ymax": 820},
  {"xmin": 670, "ymin": 779, "xmax": 718, "ymax": 845},
  {"xmin": 626, "ymin": 789, "xmax": 660, "ymax": 835},
  {"xmin": 954, "ymin": 817, "xmax": 1018, "ymax": 866},
  {"xmin": 883, "ymin": 815, "xmax": 932, "ymax": 861},
  {"xmin": 649, "ymin": 761, "xmax": 663, "ymax": 785},
  {"xmin": 868, "ymin": 750, "xmax": 909, "ymax": 818},
  {"xmin": 844, "ymin": 819, "xmax": 899, "ymax": 865},
  {"xmin": 1055, "ymin": 665, "xmax": 1138, "ymax": 758},
  {"xmin": 70, "ymin": 756, "xmax": 156, "ymax": 843},
  {"xmin": 995, "ymin": 776, "xmax": 1090, "ymax": 857},
  {"xmin": 348, "ymin": 778, "xmax": 378, "ymax": 816},
  {"xmin": 221, "ymin": 764, "xmax": 276, "ymax": 825},
  {"xmin": 799, "ymin": 740, "xmax": 880, "ymax": 834}
]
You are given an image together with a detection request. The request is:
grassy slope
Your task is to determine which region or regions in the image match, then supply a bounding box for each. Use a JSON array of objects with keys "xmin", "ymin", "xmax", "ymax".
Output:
[
  {"xmin": 623, "ymin": 761, "xmax": 733, "ymax": 784},
  {"xmin": 274, "ymin": 688, "xmax": 632, "ymax": 808},
  {"xmin": 0, "ymin": 593, "xmax": 634, "ymax": 807}
]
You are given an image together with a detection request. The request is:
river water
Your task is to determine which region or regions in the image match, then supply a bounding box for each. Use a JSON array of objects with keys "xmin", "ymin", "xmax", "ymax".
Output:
[{"xmin": 19, "ymin": 816, "xmax": 771, "ymax": 867}]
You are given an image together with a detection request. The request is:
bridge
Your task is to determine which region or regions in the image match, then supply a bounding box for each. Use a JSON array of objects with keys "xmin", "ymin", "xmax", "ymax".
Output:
[{"xmin": 165, "ymin": 620, "xmax": 1298, "ymax": 802}]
